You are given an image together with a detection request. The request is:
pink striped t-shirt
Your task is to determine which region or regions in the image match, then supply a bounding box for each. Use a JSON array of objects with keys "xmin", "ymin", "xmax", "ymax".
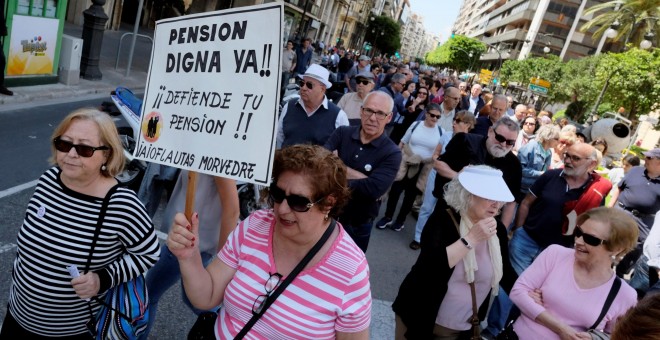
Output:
[{"xmin": 216, "ymin": 209, "xmax": 372, "ymax": 339}]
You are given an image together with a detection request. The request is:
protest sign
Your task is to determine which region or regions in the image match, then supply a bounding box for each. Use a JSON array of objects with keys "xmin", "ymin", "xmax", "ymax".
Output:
[{"xmin": 134, "ymin": 3, "xmax": 283, "ymax": 185}]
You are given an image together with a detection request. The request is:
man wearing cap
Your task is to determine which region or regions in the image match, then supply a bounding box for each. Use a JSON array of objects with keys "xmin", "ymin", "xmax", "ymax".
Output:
[
  {"xmin": 324, "ymin": 91, "xmax": 401, "ymax": 252},
  {"xmin": 608, "ymin": 148, "xmax": 660, "ymax": 276},
  {"xmin": 345, "ymin": 55, "xmax": 372, "ymax": 92},
  {"xmin": 276, "ymin": 64, "xmax": 349, "ymax": 148},
  {"xmin": 294, "ymin": 38, "xmax": 313, "ymax": 75},
  {"xmin": 337, "ymin": 71, "xmax": 375, "ymax": 126},
  {"xmin": 472, "ymin": 94, "xmax": 508, "ymax": 137}
]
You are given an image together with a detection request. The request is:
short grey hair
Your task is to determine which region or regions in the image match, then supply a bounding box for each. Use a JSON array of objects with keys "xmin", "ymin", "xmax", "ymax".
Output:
[
  {"xmin": 536, "ymin": 124, "xmax": 560, "ymax": 144},
  {"xmin": 493, "ymin": 116, "xmax": 520, "ymax": 134},
  {"xmin": 364, "ymin": 91, "xmax": 394, "ymax": 114},
  {"xmin": 443, "ymin": 177, "xmax": 473, "ymax": 214},
  {"xmin": 391, "ymin": 73, "xmax": 406, "ymax": 84},
  {"xmin": 492, "ymin": 94, "xmax": 507, "ymax": 106}
]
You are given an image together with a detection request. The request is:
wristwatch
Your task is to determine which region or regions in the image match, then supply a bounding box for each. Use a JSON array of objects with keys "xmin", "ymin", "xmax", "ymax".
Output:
[{"xmin": 460, "ymin": 237, "xmax": 473, "ymax": 250}]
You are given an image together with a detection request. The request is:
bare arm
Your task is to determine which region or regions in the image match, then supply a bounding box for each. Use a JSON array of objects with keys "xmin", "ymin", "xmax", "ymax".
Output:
[
  {"xmin": 337, "ymin": 329, "xmax": 369, "ymax": 340},
  {"xmin": 434, "ymin": 159, "xmax": 457, "ymax": 180},
  {"xmin": 345, "ymin": 74, "xmax": 353, "ymax": 92},
  {"xmin": 607, "ymin": 186, "xmax": 620, "ymax": 208},
  {"xmin": 213, "ymin": 177, "xmax": 240, "ymax": 248},
  {"xmin": 169, "ymin": 213, "xmax": 237, "ymax": 310}
]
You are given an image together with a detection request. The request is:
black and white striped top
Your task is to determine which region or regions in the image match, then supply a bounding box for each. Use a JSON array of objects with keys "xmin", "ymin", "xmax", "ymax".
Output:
[{"xmin": 9, "ymin": 167, "xmax": 160, "ymax": 336}]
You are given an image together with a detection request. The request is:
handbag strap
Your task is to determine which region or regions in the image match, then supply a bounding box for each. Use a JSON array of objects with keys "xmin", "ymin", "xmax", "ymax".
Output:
[
  {"xmin": 447, "ymin": 209, "xmax": 480, "ymax": 340},
  {"xmin": 589, "ymin": 276, "xmax": 621, "ymax": 330},
  {"xmin": 84, "ymin": 184, "xmax": 120, "ymax": 273},
  {"xmin": 234, "ymin": 219, "xmax": 337, "ymax": 340}
]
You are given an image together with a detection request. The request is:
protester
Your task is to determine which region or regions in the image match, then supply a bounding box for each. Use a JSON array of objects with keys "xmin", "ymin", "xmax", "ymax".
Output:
[
  {"xmin": 280, "ymin": 40, "xmax": 297, "ymax": 97},
  {"xmin": 337, "ymin": 70, "xmax": 375, "ymax": 126},
  {"xmin": 144, "ymin": 171, "xmax": 239, "ymax": 336},
  {"xmin": 377, "ymin": 103, "xmax": 449, "ymax": 232},
  {"xmin": 513, "ymin": 115, "xmax": 539, "ymax": 155},
  {"xmin": 509, "ymin": 207, "xmax": 638, "ymax": 339},
  {"xmin": 1, "ymin": 108, "xmax": 160, "ymax": 337},
  {"xmin": 609, "ymin": 148, "xmax": 660, "ymax": 278},
  {"xmin": 516, "ymin": 124, "xmax": 560, "ymax": 200},
  {"xmin": 294, "ymin": 38, "xmax": 313, "ymax": 75},
  {"xmin": 277, "ymin": 64, "xmax": 349, "ymax": 147},
  {"xmin": 324, "ymin": 91, "xmax": 401, "ymax": 252},
  {"xmin": 549, "ymin": 131, "xmax": 577, "ymax": 169},
  {"xmin": 393, "ymin": 166, "xmax": 517, "ymax": 339},
  {"xmin": 167, "ymin": 145, "xmax": 371, "ymax": 339},
  {"xmin": 612, "ymin": 293, "xmax": 660, "ymax": 340},
  {"xmin": 409, "ymin": 110, "xmax": 475, "ymax": 250}
]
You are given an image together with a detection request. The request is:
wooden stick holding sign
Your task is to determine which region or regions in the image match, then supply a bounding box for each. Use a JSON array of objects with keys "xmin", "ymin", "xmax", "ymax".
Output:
[{"xmin": 184, "ymin": 171, "xmax": 197, "ymax": 220}]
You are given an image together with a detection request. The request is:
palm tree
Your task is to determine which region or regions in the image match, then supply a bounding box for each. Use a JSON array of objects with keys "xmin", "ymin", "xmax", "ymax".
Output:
[{"xmin": 581, "ymin": 0, "xmax": 660, "ymax": 48}]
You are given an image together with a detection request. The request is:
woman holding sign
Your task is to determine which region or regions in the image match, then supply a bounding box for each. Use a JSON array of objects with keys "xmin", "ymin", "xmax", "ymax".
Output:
[{"xmin": 168, "ymin": 144, "xmax": 371, "ymax": 339}]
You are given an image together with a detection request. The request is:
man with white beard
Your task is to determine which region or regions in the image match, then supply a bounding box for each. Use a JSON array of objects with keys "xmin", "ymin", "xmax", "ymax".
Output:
[{"xmin": 428, "ymin": 117, "xmax": 522, "ymax": 228}]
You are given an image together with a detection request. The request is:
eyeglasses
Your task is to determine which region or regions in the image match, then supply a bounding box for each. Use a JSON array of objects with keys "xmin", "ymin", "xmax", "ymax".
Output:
[
  {"xmin": 454, "ymin": 118, "xmax": 464, "ymax": 124},
  {"xmin": 646, "ymin": 156, "xmax": 657, "ymax": 160},
  {"xmin": 418, "ymin": 92, "xmax": 428, "ymax": 96},
  {"xmin": 427, "ymin": 112, "xmax": 440, "ymax": 119},
  {"xmin": 574, "ymin": 226, "xmax": 607, "ymax": 247},
  {"xmin": 563, "ymin": 152, "xmax": 584, "ymax": 162},
  {"xmin": 397, "ymin": 82, "xmax": 406, "ymax": 86},
  {"xmin": 53, "ymin": 137, "xmax": 108, "ymax": 158},
  {"xmin": 268, "ymin": 184, "xmax": 323, "ymax": 212},
  {"xmin": 252, "ymin": 272, "xmax": 283, "ymax": 315},
  {"xmin": 299, "ymin": 79, "xmax": 315, "ymax": 90},
  {"xmin": 361, "ymin": 107, "xmax": 390, "ymax": 120},
  {"xmin": 523, "ymin": 122, "xmax": 536, "ymax": 126},
  {"xmin": 356, "ymin": 79, "xmax": 372, "ymax": 86},
  {"xmin": 493, "ymin": 130, "xmax": 516, "ymax": 146}
]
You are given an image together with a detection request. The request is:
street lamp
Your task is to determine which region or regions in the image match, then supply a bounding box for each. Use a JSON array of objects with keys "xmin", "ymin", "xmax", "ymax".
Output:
[
  {"xmin": 338, "ymin": 0, "xmax": 352, "ymax": 48},
  {"xmin": 483, "ymin": 42, "xmax": 511, "ymax": 88},
  {"xmin": 604, "ymin": 8, "xmax": 659, "ymax": 50}
]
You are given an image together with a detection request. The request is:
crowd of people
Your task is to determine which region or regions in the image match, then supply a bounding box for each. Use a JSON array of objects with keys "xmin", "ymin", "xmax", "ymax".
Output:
[{"xmin": 3, "ymin": 41, "xmax": 659, "ymax": 340}]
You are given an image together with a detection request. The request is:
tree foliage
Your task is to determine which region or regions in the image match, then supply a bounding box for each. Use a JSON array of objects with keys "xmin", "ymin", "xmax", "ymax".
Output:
[
  {"xmin": 425, "ymin": 35, "xmax": 486, "ymax": 71},
  {"xmin": 499, "ymin": 48, "xmax": 660, "ymax": 122},
  {"xmin": 581, "ymin": 0, "xmax": 660, "ymax": 48},
  {"xmin": 365, "ymin": 15, "xmax": 401, "ymax": 55}
]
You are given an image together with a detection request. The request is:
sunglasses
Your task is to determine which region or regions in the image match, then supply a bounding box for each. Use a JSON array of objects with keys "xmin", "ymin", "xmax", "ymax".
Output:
[
  {"xmin": 268, "ymin": 184, "xmax": 323, "ymax": 212},
  {"xmin": 53, "ymin": 137, "xmax": 108, "ymax": 158},
  {"xmin": 252, "ymin": 272, "xmax": 282, "ymax": 315},
  {"xmin": 454, "ymin": 118, "xmax": 464, "ymax": 124},
  {"xmin": 574, "ymin": 226, "xmax": 607, "ymax": 247},
  {"xmin": 299, "ymin": 79, "xmax": 315, "ymax": 90},
  {"xmin": 523, "ymin": 122, "xmax": 536, "ymax": 126},
  {"xmin": 356, "ymin": 79, "xmax": 372, "ymax": 86},
  {"xmin": 427, "ymin": 112, "xmax": 440, "ymax": 119},
  {"xmin": 418, "ymin": 92, "xmax": 428, "ymax": 96},
  {"xmin": 493, "ymin": 130, "xmax": 516, "ymax": 146}
]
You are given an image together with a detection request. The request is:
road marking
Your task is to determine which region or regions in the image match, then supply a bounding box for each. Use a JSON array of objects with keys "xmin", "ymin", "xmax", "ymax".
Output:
[
  {"xmin": 0, "ymin": 180, "xmax": 39, "ymax": 199},
  {"xmin": 0, "ymin": 243, "xmax": 17, "ymax": 254}
]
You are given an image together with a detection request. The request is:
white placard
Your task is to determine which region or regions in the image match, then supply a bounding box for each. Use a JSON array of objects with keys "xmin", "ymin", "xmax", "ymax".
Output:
[{"xmin": 134, "ymin": 3, "xmax": 283, "ymax": 185}]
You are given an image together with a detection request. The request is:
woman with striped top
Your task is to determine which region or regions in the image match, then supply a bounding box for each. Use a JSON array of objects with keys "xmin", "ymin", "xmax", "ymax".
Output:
[
  {"xmin": 1, "ymin": 109, "xmax": 160, "ymax": 338},
  {"xmin": 168, "ymin": 145, "xmax": 372, "ymax": 339}
]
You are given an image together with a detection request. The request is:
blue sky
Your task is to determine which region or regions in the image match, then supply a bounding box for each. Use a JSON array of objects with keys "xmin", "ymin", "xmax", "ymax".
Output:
[{"xmin": 407, "ymin": 0, "xmax": 461, "ymax": 43}]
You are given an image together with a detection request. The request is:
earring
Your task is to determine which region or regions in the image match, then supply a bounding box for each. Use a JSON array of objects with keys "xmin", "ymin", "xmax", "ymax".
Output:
[
  {"xmin": 324, "ymin": 213, "xmax": 329, "ymax": 221},
  {"xmin": 101, "ymin": 164, "xmax": 107, "ymax": 171}
]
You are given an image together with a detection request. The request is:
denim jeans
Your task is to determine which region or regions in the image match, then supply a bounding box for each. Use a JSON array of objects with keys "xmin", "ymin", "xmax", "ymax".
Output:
[
  {"xmin": 144, "ymin": 244, "xmax": 217, "ymax": 337},
  {"xmin": 509, "ymin": 227, "xmax": 542, "ymax": 276},
  {"xmin": 343, "ymin": 219, "xmax": 375, "ymax": 253},
  {"xmin": 484, "ymin": 287, "xmax": 514, "ymax": 337},
  {"xmin": 414, "ymin": 170, "xmax": 437, "ymax": 243}
]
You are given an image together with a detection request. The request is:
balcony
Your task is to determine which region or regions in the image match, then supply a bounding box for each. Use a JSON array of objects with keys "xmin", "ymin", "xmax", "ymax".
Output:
[
  {"xmin": 482, "ymin": 28, "xmax": 527, "ymax": 45},
  {"xmin": 489, "ymin": 0, "xmax": 529, "ymax": 17},
  {"xmin": 284, "ymin": 0, "xmax": 321, "ymax": 17},
  {"xmin": 485, "ymin": 9, "xmax": 534, "ymax": 31}
]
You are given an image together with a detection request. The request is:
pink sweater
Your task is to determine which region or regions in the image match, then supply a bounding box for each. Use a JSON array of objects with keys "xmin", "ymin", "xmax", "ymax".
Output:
[
  {"xmin": 510, "ymin": 245, "xmax": 636, "ymax": 339},
  {"xmin": 216, "ymin": 209, "xmax": 371, "ymax": 339}
]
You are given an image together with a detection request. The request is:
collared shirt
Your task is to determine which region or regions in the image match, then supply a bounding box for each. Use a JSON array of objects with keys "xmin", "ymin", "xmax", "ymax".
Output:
[
  {"xmin": 468, "ymin": 96, "xmax": 479, "ymax": 114},
  {"xmin": 524, "ymin": 169, "xmax": 593, "ymax": 247},
  {"xmin": 276, "ymin": 97, "xmax": 349, "ymax": 148},
  {"xmin": 324, "ymin": 126, "xmax": 401, "ymax": 224},
  {"xmin": 437, "ymin": 105, "xmax": 455, "ymax": 132}
]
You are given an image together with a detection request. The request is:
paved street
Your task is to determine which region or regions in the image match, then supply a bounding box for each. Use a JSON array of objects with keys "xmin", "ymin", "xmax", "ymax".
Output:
[{"xmin": 0, "ymin": 98, "xmax": 421, "ymax": 338}]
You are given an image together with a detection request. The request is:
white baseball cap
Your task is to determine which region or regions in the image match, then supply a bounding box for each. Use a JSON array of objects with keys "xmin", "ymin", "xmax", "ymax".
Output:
[{"xmin": 458, "ymin": 166, "xmax": 514, "ymax": 202}]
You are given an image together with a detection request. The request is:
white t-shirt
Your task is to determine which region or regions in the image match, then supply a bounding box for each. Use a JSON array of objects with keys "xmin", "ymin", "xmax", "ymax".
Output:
[{"xmin": 401, "ymin": 122, "xmax": 444, "ymax": 159}]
